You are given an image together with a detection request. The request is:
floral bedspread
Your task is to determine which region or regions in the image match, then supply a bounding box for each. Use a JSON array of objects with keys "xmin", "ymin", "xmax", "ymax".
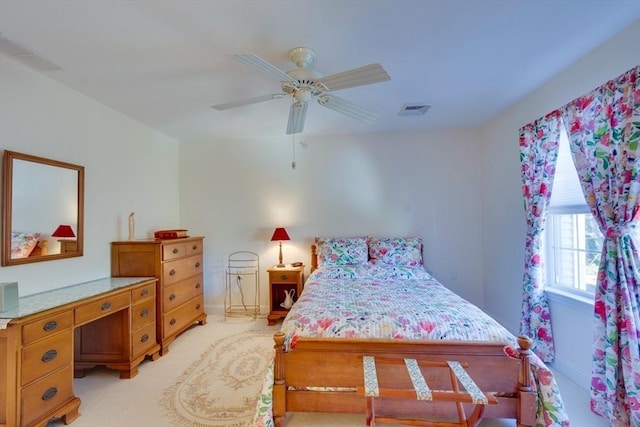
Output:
[{"xmin": 254, "ymin": 265, "xmax": 569, "ymax": 427}]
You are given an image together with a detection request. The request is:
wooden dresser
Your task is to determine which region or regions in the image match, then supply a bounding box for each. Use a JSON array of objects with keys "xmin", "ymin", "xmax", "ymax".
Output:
[
  {"xmin": 0, "ymin": 277, "xmax": 160, "ymax": 427},
  {"xmin": 110, "ymin": 236, "xmax": 207, "ymax": 355}
]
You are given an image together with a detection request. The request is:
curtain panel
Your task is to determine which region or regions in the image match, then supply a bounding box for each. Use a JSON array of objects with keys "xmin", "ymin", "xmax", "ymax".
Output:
[
  {"xmin": 519, "ymin": 110, "xmax": 563, "ymax": 363},
  {"xmin": 561, "ymin": 65, "xmax": 640, "ymax": 426}
]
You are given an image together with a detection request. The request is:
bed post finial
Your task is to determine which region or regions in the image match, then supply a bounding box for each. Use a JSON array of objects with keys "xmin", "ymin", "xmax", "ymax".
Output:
[
  {"xmin": 516, "ymin": 335, "xmax": 536, "ymax": 426},
  {"xmin": 273, "ymin": 332, "xmax": 287, "ymax": 426},
  {"xmin": 516, "ymin": 335, "xmax": 532, "ymax": 391}
]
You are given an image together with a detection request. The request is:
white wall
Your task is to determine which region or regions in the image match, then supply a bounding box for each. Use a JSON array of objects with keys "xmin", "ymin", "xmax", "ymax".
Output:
[
  {"xmin": 179, "ymin": 129, "xmax": 484, "ymax": 313},
  {"xmin": 0, "ymin": 54, "xmax": 181, "ymax": 296},
  {"xmin": 480, "ymin": 19, "xmax": 640, "ymax": 389}
]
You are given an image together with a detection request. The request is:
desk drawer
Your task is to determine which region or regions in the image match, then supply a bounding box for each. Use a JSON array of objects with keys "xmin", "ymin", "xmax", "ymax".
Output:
[
  {"xmin": 131, "ymin": 299, "xmax": 155, "ymax": 330},
  {"xmin": 163, "ymin": 276, "xmax": 203, "ymax": 312},
  {"xmin": 22, "ymin": 329, "xmax": 73, "ymax": 386},
  {"xmin": 132, "ymin": 322, "xmax": 156, "ymax": 358},
  {"xmin": 162, "ymin": 295, "xmax": 204, "ymax": 340},
  {"xmin": 131, "ymin": 281, "xmax": 156, "ymax": 303},
  {"xmin": 22, "ymin": 311, "xmax": 73, "ymax": 345},
  {"xmin": 162, "ymin": 255, "xmax": 202, "ymax": 286},
  {"xmin": 75, "ymin": 292, "xmax": 130, "ymax": 326},
  {"xmin": 21, "ymin": 364, "xmax": 74, "ymax": 427}
]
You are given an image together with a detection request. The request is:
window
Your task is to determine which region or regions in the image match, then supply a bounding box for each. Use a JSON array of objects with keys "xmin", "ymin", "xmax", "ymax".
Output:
[{"xmin": 544, "ymin": 127, "xmax": 603, "ymax": 298}]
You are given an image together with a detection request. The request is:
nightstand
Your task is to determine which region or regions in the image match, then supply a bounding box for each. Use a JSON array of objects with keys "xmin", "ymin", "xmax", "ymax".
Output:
[
  {"xmin": 267, "ymin": 265, "xmax": 304, "ymax": 325},
  {"xmin": 58, "ymin": 239, "xmax": 77, "ymax": 253}
]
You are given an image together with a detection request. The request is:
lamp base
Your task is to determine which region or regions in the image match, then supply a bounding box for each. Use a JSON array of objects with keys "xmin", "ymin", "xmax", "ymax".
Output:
[{"xmin": 276, "ymin": 263, "xmax": 285, "ymax": 268}]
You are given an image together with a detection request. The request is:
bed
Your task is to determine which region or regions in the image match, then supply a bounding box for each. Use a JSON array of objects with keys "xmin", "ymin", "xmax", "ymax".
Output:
[
  {"xmin": 254, "ymin": 237, "xmax": 569, "ymax": 427},
  {"xmin": 10, "ymin": 231, "xmax": 47, "ymax": 258}
]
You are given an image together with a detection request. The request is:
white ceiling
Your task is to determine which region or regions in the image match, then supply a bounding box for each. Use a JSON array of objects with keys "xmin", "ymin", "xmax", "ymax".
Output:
[{"xmin": 1, "ymin": 1, "xmax": 639, "ymax": 143}]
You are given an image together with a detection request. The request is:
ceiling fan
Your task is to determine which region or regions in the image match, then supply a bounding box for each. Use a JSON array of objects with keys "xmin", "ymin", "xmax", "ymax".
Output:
[{"xmin": 211, "ymin": 47, "xmax": 391, "ymax": 134}]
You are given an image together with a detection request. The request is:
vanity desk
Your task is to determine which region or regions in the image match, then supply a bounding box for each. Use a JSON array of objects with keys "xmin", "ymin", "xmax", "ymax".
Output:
[{"xmin": 0, "ymin": 277, "xmax": 160, "ymax": 427}]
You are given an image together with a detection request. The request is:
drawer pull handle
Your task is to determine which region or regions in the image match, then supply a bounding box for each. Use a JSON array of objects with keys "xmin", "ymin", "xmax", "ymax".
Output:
[
  {"xmin": 42, "ymin": 349, "xmax": 58, "ymax": 363},
  {"xmin": 195, "ymin": 283, "xmax": 201, "ymax": 289},
  {"xmin": 170, "ymin": 318, "xmax": 176, "ymax": 326},
  {"xmin": 42, "ymin": 387, "xmax": 58, "ymax": 401},
  {"xmin": 169, "ymin": 269, "xmax": 176, "ymax": 276},
  {"xmin": 192, "ymin": 245, "xmax": 198, "ymax": 250},
  {"xmin": 140, "ymin": 308, "xmax": 149, "ymax": 317},
  {"xmin": 280, "ymin": 275, "xmax": 288, "ymax": 280},
  {"xmin": 173, "ymin": 248, "xmax": 179, "ymax": 254},
  {"xmin": 141, "ymin": 334, "xmax": 149, "ymax": 343},
  {"xmin": 196, "ymin": 304, "xmax": 201, "ymax": 310},
  {"xmin": 195, "ymin": 262, "xmax": 201, "ymax": 268},
  {"xmin": 43, "ymin": 321, "xmax": 58, "ymax": 332},
  {"xmin": 101, "ymin": 302, "xmax": 112, "ymax": 311},
  {"xmin": 141, "ymin": 289, "xmax": 149, "ymax": 297},
  {"xmin": 169, "ymin": 293, "xmax": 176, "ymax": 301}
]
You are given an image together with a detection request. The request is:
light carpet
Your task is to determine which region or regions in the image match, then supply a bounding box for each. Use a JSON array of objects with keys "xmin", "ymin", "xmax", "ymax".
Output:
[{"xmin": 161, "ymin": 330, "xmax": 274, "ymax": 427}]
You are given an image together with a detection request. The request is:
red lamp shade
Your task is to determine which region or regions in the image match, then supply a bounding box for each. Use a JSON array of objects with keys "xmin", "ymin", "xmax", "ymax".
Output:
[
  {"xmin": 52, "ymin": 224, "xmax": 75, "ymax": 238},
  {"xmin": 270, "ymin": 227, "xmax": 290, "ymax": 267},
  {"xmin": 270, "ymin": 227, "xmax": 290, "ymax": 242}
]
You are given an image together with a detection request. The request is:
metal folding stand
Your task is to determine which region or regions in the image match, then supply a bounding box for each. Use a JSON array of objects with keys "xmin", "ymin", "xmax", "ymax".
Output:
[{"xmin": 224, "ymin": 251, "xmax": 260, "ymax": 320}]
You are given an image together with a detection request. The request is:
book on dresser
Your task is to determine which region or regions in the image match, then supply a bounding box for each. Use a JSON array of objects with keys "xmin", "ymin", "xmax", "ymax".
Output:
[
  {"xmin": 110, "ymin": 236, "xmax": 207, "ymax": 356},
  {"xmin": 153, "ymin": 229, "xmax": 188, "ymax": 239}
]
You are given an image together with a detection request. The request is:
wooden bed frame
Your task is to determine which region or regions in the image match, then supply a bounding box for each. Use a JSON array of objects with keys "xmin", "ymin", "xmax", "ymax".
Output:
[{"xmin": 270, "ymin": 245, "xmax": 537, "ymax": 426}]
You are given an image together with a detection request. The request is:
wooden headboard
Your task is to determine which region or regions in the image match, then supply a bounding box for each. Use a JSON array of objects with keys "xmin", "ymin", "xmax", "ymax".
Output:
[{"xmin": 310, "ymin": 244, "xmax": 318, "ymax": 273}]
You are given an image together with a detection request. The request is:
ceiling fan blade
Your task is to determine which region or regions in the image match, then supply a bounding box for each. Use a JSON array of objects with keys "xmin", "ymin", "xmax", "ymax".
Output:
[
  {"xmin": 317, "ymin": 63, "xmax": 390, "ymax": 92},
  {"xmin": 211, "ymin": 93, "xmax": 285, "ymax": 110},
  {"xmin": 317, "ymin": 95, "xmax": 378, "ymax": 124},
  {"xmin": 231, "ymin": 53, "xmax": 296, "ymax": 83},
  {"xmin": 286, "ymin": 102, "xmax": 308, "ymax": 134}
]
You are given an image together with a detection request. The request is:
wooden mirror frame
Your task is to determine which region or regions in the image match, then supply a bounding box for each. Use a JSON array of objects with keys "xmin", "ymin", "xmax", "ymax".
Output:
[{"xmin": 1, "ymin": 150, "xmax": 85, "ymax": 266}]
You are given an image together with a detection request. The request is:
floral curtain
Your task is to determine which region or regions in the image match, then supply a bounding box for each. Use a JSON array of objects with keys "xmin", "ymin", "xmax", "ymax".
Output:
[
  {"xmin": 561, "ymin": 65, "xmax": 640, "ymax": 426},
  {"xmin": 519, "ymin": 110, "xmax": 563, "ymax": 363}
]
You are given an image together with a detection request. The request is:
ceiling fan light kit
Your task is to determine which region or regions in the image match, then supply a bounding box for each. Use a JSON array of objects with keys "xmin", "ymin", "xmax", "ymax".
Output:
[{"xmin": 212, "ymin": 46, "xmax": 391, "ymax": 135}]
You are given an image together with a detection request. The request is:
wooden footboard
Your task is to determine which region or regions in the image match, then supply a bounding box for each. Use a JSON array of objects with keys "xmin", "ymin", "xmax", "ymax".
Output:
[{"xmin": 272, "ymin": 332, "xmax": 536, "ymax": 427}]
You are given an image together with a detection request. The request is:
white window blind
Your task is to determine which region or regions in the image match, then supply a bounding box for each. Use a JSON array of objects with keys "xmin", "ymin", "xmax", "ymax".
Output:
[{"xmin": 548, "ymin": 127, "xmax": 588, "ymax": 214}]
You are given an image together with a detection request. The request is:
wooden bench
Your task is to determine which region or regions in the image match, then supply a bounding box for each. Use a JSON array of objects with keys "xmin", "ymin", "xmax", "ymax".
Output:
[{"xmin": 359, "ymin": 356, "xmax": 498, "ymax": 427}]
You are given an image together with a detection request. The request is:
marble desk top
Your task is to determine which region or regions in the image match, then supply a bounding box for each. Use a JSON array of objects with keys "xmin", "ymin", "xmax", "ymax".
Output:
[{"xmin": 0, "ymin": 277, "xmax": 155, "ymax": 328}]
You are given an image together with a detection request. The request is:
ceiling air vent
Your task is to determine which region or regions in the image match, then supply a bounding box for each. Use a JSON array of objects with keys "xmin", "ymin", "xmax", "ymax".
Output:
[{"xmin": 398, "ymin": 103, "xmax": 431, "ymax": 116}]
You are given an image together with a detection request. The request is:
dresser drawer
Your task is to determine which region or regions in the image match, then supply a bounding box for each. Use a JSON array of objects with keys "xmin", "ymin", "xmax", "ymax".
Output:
[
  {"xmin": 186, "ymin": 239, "xmax": 203, "ymax": 256},
  {"xmin": 269, "ymin": 270, "xmax": 300, "ymax": 283},
  {"xmin": 75, "ymin": 292, "xmax": 130, "ymax": 326},
  {"xmin": 131, "ymin": 322, "xmax": 156, "ymax": 358},
  {"xmin": 131, "ymin": 299, "xmax": 155, "ymax": 330},
  {"xmin": 162, "ymin": 255, "xmax": 203, "ymax": 286},
  {"xmin": 131, "ymin": 281, "xmax": 156, "ymax": 303},
  {"xmin": 162, "ymin": 242, "xmax": 187, "ymax": 261},
  {"xmin": 21, "ymin": 364, "xmax": 74, "ymax": 427},
  {"xmin": 21, "ymin": 329, "xmax": 73, "ymax": 386},
  {"xmin": 22, "ymin": 311, "xmax": 73, "ymax": 345},
  {"xmin": 163, "ymin": 276, "xmax": 203, "ymax": 312},
  {"xmin": 162, "ymin": 295, "xmax": 204, "ymax": 340}
]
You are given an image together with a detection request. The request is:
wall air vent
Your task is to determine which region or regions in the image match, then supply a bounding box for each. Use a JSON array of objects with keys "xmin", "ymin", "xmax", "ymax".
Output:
[
  {"xmin": 398, "ymin": 103, "xmax": 431, "ymax": 116},
  {"xmin": 0, "ymin": 33, "xmax": 60, "ymax": 70}
]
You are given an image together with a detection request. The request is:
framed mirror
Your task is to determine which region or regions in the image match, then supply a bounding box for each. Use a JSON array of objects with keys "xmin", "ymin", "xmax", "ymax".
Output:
[{"xmin": 1, "ymin": 150, "xmax": 84, "ymax": 266}]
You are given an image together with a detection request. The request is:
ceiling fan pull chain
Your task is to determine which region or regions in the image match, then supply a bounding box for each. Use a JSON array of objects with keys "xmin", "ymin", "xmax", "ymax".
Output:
[{"xmin": 291, "ymin": 132, "xmax": 296, "ymax": 170}]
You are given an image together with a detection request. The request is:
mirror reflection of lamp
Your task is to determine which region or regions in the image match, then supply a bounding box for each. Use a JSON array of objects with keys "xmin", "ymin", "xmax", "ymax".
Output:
[
  {"xmin": 52, "ymin": 224, "xmax": 76, "ymax": 253},
  {"xmin": 270, "ymin": 227, "xmax": 290, "ymax": 268}
]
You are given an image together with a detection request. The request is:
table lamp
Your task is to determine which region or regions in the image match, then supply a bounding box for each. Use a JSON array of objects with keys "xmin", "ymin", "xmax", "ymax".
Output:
[
  {"xmin": 270, "ymin": 227, "xmax": 290, "ymax": 268},
  {"xmin": 52, "ymin": 224, "xmax": 75, "ymax": 239}
]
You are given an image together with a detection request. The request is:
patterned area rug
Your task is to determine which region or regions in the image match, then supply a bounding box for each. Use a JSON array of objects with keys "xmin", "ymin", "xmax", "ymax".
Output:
[{"xmin": 162, "ymin": 331, "xmax": 274, "ymax": 426}]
